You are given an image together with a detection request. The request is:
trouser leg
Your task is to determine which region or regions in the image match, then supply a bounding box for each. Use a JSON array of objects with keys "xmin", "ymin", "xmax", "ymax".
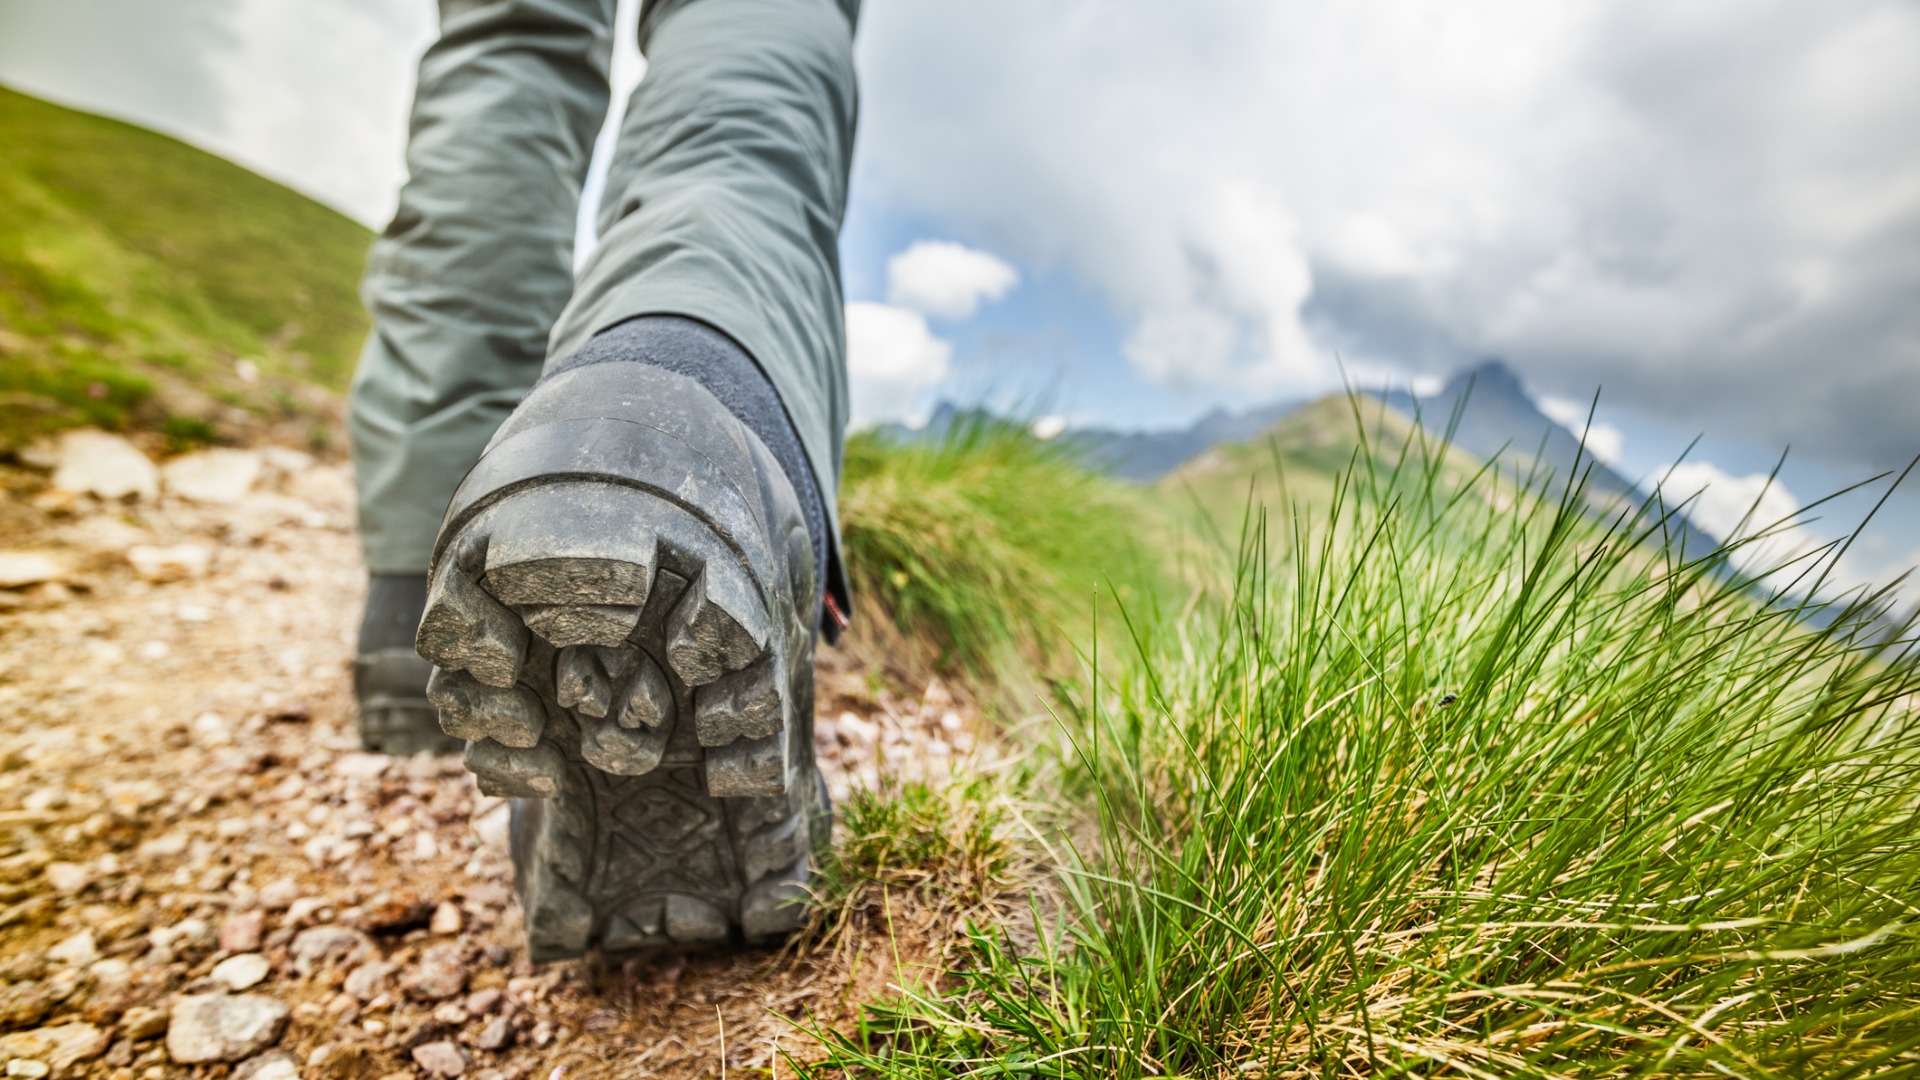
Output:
[
  {"xmin": 546, "ymin": 0, "xmax": 861, "ymax": 607},
  {"xmin": 349, "ymin": 0, "xmax": 615, "ymax": 575}
]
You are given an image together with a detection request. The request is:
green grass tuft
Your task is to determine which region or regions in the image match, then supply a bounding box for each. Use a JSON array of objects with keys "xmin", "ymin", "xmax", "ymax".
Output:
[
  {"xmin": 809, "ymin": 414, "xmax": 1920, "ymax": 1078},
  {"xmin": 839, "ymin": 415, "xmax": 1158, "ymax": 682}
]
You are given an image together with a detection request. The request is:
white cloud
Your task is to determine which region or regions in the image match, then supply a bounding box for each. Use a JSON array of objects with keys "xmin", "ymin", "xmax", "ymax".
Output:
[
  {"xmin": 0, "ymin": 0, "xmax": 435, "ymax": 225},
  {"xmin": 885, "ymin": 240, "xmax": 1020, "ymax": 320},
  {"xmin": 1662, "ymin": 462, "xmax": 1812, "ymax": 579},
  {"xmin": 1031, "ymin": 415, "xmax": 1068, "ymax": 440},
  {"xmin": 1538, "ymin": 395, "xmax": 1625, "ymax": 465},
  {"xmin": 854, "ymin": 0, "xmax": 1920, "ymax": 467},
  {"xmin": 844, "ymin": 302, "xmax": 953, "ymax": 429}
]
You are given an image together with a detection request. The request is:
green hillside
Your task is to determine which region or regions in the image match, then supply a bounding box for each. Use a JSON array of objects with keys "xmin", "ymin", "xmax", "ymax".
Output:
[
  {"xmin": 0, "ymin": 84, "xmax": 372, "ymax": 449},
  {"xmin": 1159, "ymin": 392, "xmax": 1487, "ymax": 528}
]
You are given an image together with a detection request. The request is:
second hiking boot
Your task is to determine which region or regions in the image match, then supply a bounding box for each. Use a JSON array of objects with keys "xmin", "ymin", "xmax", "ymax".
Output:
[{"xmin": 416, "ymin": 360, "xmax": 827, "ymax": 960}]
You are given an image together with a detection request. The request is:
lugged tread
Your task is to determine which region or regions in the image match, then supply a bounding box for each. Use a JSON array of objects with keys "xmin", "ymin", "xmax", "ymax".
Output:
[
  {"xmin": 578, "ymin": 712, "xmax": 669, "ymax": 776},
  {"xmin": 613, "ymin": 652, "xmax": 673, "ymax": 730},
  {"xmin": 705, "ymin": 732, "xmax": 789, "ymax": 797},
  {"xmin": 421, "ymin": 365, "xmax": 826, "ymax": 961},
  {"xmin": 695, "ymin": 655, "xmax": 788, "ymax": 746},
  {"xmin": 554, "ymin": 647, "xmax": 615, "ymax": 718},
  {"xmin": 665, "ymin": 565, "xmax": 768, "ymax": 686},
  {"xmin": 417, "ymin": 564, "xmax": 527, "ymax": 688},
  {"xmin": 465, "ymin": 739, "xmax": 567, "ymax": 798},
  {"xmin": 427, "ymin": 668, "xmax": 546, "ymax": 748},
  {"xmin": 521, "ymin": 603, "xmax": 642, "ymax": 648}
]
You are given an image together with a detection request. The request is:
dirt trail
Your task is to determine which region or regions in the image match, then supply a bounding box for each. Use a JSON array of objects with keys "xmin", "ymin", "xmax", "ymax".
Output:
[{"xmin": 0, "ymin": 444, "xmax": 981, "ymax": 1079}]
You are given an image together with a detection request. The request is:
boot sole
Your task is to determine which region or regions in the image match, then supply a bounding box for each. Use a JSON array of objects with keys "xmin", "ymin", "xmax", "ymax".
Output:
[{"xmin": 416, "ymin": 368, "xmax": 823, "ymax": 960}]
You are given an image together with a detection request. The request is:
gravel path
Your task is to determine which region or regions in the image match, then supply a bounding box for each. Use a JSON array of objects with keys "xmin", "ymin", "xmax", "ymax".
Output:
[{"xmin": 0, "ymin": 438, "xmax": 984, "ymax": 1079}]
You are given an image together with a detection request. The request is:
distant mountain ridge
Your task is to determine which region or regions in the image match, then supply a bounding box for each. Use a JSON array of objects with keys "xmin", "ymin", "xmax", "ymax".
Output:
[
  {"xmin": 1372, "ymin": 359, "xmax": 1724, "ymax": 556},
  {"xmin": 1063, "ymin": 399, "xmax": 1307, "ymax": 482},
  {"xmin": 878, "ymin": 399, "xmax": 1308, "ymax": 482}
]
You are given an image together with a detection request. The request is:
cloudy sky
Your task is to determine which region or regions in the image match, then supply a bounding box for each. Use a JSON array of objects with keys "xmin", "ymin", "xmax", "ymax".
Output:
[{"xmin": 2, "ymin": 0, "xmax": 1915, "ymax": 595}]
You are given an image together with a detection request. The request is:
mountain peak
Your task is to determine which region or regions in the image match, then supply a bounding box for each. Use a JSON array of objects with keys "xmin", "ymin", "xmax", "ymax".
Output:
[{"xmin": 1446, "ymin": 357, "xmax": 1526, "ymax": 397}]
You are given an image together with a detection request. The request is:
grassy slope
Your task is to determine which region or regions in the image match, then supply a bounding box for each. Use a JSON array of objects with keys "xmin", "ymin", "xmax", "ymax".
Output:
[
  {"xmin": 810, "ymin": 405, "xmax": 1920, "ymax": 1078},
  {"xmin": 1160, "ymin": 393, "xmax": 1486, "ymax": 529},
  {"xmin": 0, "ymin": 84, "xmax": 371, "ymax": 448}
]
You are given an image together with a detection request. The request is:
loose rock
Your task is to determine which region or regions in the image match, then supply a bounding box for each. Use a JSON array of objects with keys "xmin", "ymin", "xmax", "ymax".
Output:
[
  {"xmin": 232, "ymin": 1049, "xmax": 300, "ymax": 1080},
  {"xmin": 411, "ymin": 1039, "xmax": 470, "ymax": 1077},
  {"xmin": 44, "ymin": 931, "xmax": 97, "ymax": 968},
  {"xmin": 166, "ymin": 994, "xmax": 289, "ymax": 1064},
  {"xmin": 342, "ymin": 961, "xmax": 394, "ymax": 1003},
  {"xmin": 0, "ymin": 985, "xmax": 55, "ymax": 1030},
  {"xmin": 0, "ymin": 1022, "xmax": 107, "ymax": 1071},
  {"xmin": 218, "ymin": 910, "xmax": 266, "ymax": 954},
  {"xmin": 288, "ymin": 925, "xmax": 374, "ymax": 976},
  {"xmin": 50, "ymin": 431, "xmax": 158, "ymax": 502},
  {"xmin": 401, "ymin": 944, "xmax": 467, "ymax": 1002},
  {"xmin": 0, "ymin": 553, "xmax": 66, "ymax": 590},
  {"xmin": 209, "ymin": 953, "xmax": 271, "ymax": 992},
  {"xmin": 126, "ymin": 544, "xmax": 213, "ymax": 583},
  {"xmin": 429, "ymin": 901, "xmax": 463, "ymax": 936},
  {"xmin": 475, "ymin": 1015, "xmax": 513, "ymax": 1051},
  {"xmin": 160, "ymin": 449, "xmax": 262, "ymax": 505},
  {"xmin": 120, "ymin": 1005, "xmax": 168, "ymax": 1041},
  {"xmin": 41, "ymin": 863, "xmax": 89, "ymax": 895}
]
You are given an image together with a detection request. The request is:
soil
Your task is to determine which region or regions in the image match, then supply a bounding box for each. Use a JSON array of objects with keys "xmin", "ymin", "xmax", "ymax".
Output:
[{"xmin": 0, "ymin": 450, "xmax": 992, "ymax": 1079}]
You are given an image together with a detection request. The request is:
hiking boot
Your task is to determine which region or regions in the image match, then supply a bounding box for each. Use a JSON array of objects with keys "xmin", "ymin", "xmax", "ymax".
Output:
[
  {"xmin": 416, "ymin": 359, "xmax": 828, "ymax": 960},
  {"xmin": 356, "ymin": 575, "xmax": 463, "ymax": 756}
]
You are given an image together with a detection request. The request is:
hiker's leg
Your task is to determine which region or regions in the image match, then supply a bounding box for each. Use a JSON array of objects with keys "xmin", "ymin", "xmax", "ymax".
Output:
[
  {"xmin": 548, "ymin": 0, "xmax": 861, "ymax": 613},
  {"xmin": 348, "ymin": 0, "xmax": 615, "ymax": 753},
  {"xmin": 416, "ymin": 0, "xmax": 860, "ymax": 956},
  {"xmin": 350, "ymin": 0, "xmax": 616, "ymax": 578}
]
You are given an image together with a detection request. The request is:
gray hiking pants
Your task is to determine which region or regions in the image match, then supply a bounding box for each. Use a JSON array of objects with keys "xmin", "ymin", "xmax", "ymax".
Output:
[{"xmin": 348, "ymin": 0, "xmax": 858, "ymax": 583}]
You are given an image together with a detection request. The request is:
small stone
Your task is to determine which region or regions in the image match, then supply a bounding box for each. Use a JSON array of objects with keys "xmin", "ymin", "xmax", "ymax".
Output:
[
  {"xmin": 160, "ymin": 449, "xmax": 262, "ymax": 504},
  {"xmin": 258, "ymin": 447, "xmax": 315, "ymax": 478},
  {"xmin": 342, "ymin": 961, "xmax": 393, "ymax": 1002},
  {"xmin": 332, "ymin": 753, "xmax": 391, "ymax": 780},
  {"xmin": 411, "ymin": 1040, "xmax": 469, "ymax": 1077},
  {"xmin": 463, "ymin": 988, "xmax": 502, "ymax": 1016},
  {"xmin": 51, "ymin": 430, "xmax": 159, "ymax": 501},
  {"xmin": 0, "ymin": 553, "xmax": 66, "ymax": 590},
  {"xmin": 218, "ymin": 910, "xmax": 266, "ymax": 954},
  {"xmin": 282, "ymin": 897, "xmax": 330, "ymax": 927},
  {"xmin": 429, "ymin": 901, "xmax": 463, "ymax": 936},
  {"xmin": 121, "ymin": 1005, "xmax": 169, "ymax": 1041},
  {"xmin": 288, "ymin": 925, "xmax": 373, "ymax": 976},
  {"xmin": 0, "ymin": 984, "xmax": 54, "ymax": 1030},
  {"xmin": 400, "ymin": 944, "xmax": 466, "ymax": 1001},
  {"xmin": 166, "ymin": 994, "xmax": 289, "ymax": 1064},
  {"xmin": 474, "ymin": 1015, "xmax": 513, "ymax": 1051},
  {"xmin": 0, "ymin": 1022, "xmax": 108, "ymax": 1071},
  {"xmin": 42, "ymin": 862, "xmax": 90, "ymax": 895},
  {"xmin": 209, "ymin": 953, "xmax": 270, "ymax": 991},
  {"xmin": 156, "ymin": 918, "xmax": 216, "ymax": 957},
  {"xmin": 256, "ymin": 879, "xmax": 299, "ymax": 910},
  {"xmin": 6, "ymin": 1060, "xmax": 49, "ymax": 1079},
  {"xmin": 45, "ymin": 930, "xmax": 98, "ymax": 967},
  {"xmin": 126, "ymin": 544, "xmax": 212, "ymax": 583},
  {"xmin": 231, "ymin": 1050, "xmax": 300, "ymax": 1080}
]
